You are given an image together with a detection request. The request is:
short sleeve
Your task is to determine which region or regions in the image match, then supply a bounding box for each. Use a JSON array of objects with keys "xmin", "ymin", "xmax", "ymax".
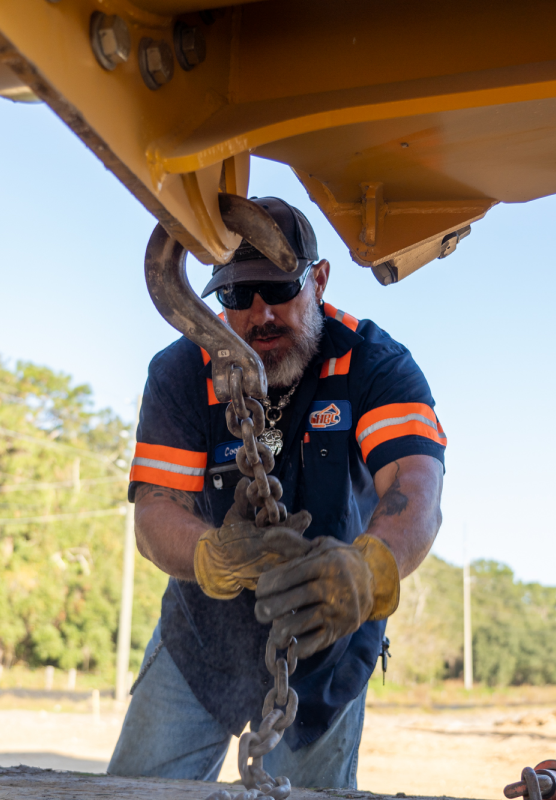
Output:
[
  {"xmin": 128, "ymin": 339, "xmax": 208, "ymax": 501},
  {"xmin": 352, "ymin": 331, "xmax": 446, "ymax": 477}
]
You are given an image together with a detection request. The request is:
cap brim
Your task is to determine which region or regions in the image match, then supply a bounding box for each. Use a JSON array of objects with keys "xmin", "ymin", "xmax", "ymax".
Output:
[{"xmin": 201, "ymin": 258, "xmax": 311, "ymax": 298}]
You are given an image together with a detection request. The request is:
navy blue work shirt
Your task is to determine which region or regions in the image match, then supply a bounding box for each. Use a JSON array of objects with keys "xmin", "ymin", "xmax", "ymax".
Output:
[{"xmin": 129, "ymin": 302, "xmax": 446, "ymax": 750}]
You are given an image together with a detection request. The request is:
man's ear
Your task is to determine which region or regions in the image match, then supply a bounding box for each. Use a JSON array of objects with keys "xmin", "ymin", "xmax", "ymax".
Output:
[{"xmin": 313, "ymin": 260, "xmax": 330, "ymax": 302}]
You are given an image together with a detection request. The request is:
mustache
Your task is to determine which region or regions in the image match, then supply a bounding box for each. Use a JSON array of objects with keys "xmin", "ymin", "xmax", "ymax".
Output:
[{"xmin": 245, "ymin": 322, "xmax": 293, "ymax": 344}]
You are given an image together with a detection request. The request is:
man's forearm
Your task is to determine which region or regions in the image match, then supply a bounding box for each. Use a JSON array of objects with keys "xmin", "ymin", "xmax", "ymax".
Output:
[
  {"xmin": 134, "ymin": 484, "xmax": 207, "ymax": 581},
  {"xmin": 366, "ymin": 457, "xmax": 443, "ymax": 579}
]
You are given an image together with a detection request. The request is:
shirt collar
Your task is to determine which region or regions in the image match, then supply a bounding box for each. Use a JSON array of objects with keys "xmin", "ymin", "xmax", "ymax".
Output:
[
  {"xmin": 314, "ymin": 313, "xmax": 363, "ymax": 366},
  {"xmin": 198, "ymin": 305, "xmax": 363, "ymax": 379}
]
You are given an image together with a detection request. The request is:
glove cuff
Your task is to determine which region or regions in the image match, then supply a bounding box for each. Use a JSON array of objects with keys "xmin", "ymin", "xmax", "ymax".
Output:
[
  {"xmin": 194, "ymin": 529, "xmax": 243, "ymax": 600},
  {"xmin": 352, "ymin": 535, "xmax": 400, "ymax": 621}
]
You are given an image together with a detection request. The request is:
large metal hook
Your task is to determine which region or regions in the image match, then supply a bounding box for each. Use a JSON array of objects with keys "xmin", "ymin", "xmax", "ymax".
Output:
[
  {"xmin": 145, "ymin": 223, "xmax": 267, "ymax": 402},
  {"xmin": 144, "ymin": 194, "xmax": 299, "ymax": 402},
  {"xmin": 218, "ymin": 193, "xmax": 297, "ymax": 274}
]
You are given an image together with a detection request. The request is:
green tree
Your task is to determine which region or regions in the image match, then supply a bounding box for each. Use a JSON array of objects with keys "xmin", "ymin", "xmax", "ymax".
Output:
[
  {"xmin": 387, "ymin": 554, "xmax": 556, "ymax": 686},
  {"xmin": 0, "ymin": 358, "xmax": 166, "ymax": 674}
]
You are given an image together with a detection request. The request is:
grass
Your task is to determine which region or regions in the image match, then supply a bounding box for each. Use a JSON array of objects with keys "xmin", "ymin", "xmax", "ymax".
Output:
[
  {"xmin": 2, "ymin": 666, "xmax": 556, "ymax": 715},
  {"xmin": 0, "ymin": 664, "xmax": 115, "ymax": 692},
  {"xmin": 367, "ymin": 676, "xmax": 556, "ymax": 710},
  {"xmin": 0, "ymin": 664, "xmax": 125, "ymax": 713}
]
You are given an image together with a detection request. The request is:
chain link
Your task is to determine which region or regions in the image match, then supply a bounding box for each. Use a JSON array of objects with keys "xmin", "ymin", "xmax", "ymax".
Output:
[
  {"xmin": 204, "ymin": 366, "xmax": 298, "ymax": 800},
  {"xmin": 228, "ymin": 368, "xmax": 284, "ymax": 526}
]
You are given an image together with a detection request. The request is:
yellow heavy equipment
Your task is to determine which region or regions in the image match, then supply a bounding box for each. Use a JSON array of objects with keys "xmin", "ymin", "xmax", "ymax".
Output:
[
  {"xmin": 2, "ymin": 4, "xmax": 556, "ymax": 798},
  {"xmin": 2, "ymin": 0, "xmax": 556, "ymax": 285}
]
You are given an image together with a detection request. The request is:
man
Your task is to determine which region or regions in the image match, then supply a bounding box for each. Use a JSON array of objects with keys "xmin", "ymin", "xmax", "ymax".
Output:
[{"xmin": 109, "ymin": 197, "xmax": 445, "ymax": 788}]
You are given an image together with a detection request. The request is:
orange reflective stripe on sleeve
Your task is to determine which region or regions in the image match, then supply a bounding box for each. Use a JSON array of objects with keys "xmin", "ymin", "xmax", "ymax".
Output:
[
  {"xmin": 130, "ymin": 442, "xmax": 207, "ymax": 491},
  {"xmin": 437, "ymin": 419, "xmax": 448, "ymax": 445},
  {"xmin": 356, "ymin": 402, "xmax": 447, "ymax": 462}
]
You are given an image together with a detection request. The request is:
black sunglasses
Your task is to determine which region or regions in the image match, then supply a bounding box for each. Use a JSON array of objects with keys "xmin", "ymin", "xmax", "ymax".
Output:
[{"xmin": 216, "ymin": 265, "xmax": 313, "ymax": 310}]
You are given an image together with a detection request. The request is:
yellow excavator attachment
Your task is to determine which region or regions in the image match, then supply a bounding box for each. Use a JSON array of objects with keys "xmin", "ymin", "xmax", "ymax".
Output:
[{"xmin": 1, "ymin": 0, "xmax": 556, "ymax": 283}]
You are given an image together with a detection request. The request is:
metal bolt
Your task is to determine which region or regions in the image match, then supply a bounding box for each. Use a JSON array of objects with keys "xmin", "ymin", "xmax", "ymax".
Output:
[
  {"xmin": 174, "ymin": 21, "xmax": 206, "ymax": 71},
  {"xmin": 139, "ymin": 38, "xmax": 174, "ymax": 90},
  {"xmin": 90, "ymin": 12, "xmax": 131, "ymax": 71}
]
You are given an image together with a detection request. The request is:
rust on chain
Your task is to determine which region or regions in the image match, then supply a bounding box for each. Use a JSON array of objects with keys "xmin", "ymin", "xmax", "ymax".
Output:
[
  {"xmin": 505, "ymin": 776, "xmax": 554, "ymax": 799},
  {"xmin": 504, "ymin": 762, "xmax": 556, "ymax": 800}
]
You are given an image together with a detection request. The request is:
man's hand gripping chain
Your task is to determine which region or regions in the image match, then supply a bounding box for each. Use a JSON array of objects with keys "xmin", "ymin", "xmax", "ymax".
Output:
[{"xmin": 201, "ymin": 366, "xmax": 308, "ymax": 800}]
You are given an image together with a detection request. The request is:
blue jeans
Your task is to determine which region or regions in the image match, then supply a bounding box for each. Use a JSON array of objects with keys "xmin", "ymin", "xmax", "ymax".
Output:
[{"xmin": 109, "ymin": 622, "xmax": 367, "ymax": 788}]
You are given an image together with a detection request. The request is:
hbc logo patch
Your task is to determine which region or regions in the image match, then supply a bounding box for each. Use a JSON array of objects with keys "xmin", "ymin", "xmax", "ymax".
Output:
[
  {"xmin": 306, "ymin": 400, "xmax": 352, "ymax": 432},
  {"xmin": 309, "ymin": 403, "xmax": 342, "ymax": 429}
]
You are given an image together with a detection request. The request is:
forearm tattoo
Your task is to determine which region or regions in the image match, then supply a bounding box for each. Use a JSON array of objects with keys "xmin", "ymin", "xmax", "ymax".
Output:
[
  {"xmin": 135, "ymin": 482, "xmax": 197, "ymax": 514},
  {"xmin": 369, "ymin": 461, "xmax": 408, "ymax": 527}
]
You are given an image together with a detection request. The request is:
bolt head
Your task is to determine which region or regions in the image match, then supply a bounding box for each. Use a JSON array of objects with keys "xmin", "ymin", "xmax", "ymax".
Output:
[
  {"xmin": 174, "ymin": 22, "xmax": 206, "ymax": 71},
  {"xmin": 146, "ymin": 41, "xmax": 174, "ymax": 84},
  {"xmin": 99, "ymin": 16, "xmax": 130, "ymax": 64},
  {"xmin": 139, "ymin": 38, "xmax": 174, "ymax": 89},
  {"xmin": 90, "ymin": 13, "xmax": 130, "ymax": 71}
]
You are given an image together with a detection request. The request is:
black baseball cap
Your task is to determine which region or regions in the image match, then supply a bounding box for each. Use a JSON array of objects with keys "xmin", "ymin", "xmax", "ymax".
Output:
[{"xmin": 201, "ymin": 196, "xmax": 319, "ymax": 298}]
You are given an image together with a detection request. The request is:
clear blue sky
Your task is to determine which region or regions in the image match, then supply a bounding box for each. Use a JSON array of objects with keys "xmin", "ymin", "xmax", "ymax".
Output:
[{"xmin": 1, "ymin": 100, "xmax": 555, "ymax": 585}]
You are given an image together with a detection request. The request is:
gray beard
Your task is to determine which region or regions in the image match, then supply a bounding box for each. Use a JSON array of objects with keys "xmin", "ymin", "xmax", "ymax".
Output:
[{"xmin": 257, "ymin": 300, "xmax": 324, "ymax": 388}]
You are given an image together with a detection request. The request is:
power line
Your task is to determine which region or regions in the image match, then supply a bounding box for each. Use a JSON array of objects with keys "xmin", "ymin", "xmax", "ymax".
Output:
[
  {"xmin": 0, "ymin": 426, "xmax": 125, "ymax": 472},
  {"xmin": 0, "ymin": 475, "xmax": 127, "ymax": 493},
  {"xmin": 0, "ymin": 507, "xmax": 126, "ymax": 525}
]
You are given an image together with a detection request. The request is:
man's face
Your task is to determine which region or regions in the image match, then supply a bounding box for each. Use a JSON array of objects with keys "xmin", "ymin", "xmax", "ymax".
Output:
[{"xmin": 224, "ymin": 260, "xmax": 330, "ymax": 383}]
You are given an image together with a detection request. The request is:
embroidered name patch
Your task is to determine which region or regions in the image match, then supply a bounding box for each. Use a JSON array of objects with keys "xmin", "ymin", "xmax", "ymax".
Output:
[
  {"xmin": 214, "ymin": 440, "xmax": 242, "ymax": 464},
  {"xmin": 306, "ymin": 401, "xmax": 352, "ymax": 431}
]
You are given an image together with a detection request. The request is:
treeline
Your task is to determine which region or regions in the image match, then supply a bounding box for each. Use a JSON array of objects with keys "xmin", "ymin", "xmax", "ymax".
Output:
[
  {"xmin": 388, "ymin": 555, "xmax": 556, "ymax": 686},
  {"xmin": 1, "ymin": 359, "xmax": 556, "ymax": 685},
  {"xmin": 0, "ymin": 359, "xmax": 165, "ymax": 674}
]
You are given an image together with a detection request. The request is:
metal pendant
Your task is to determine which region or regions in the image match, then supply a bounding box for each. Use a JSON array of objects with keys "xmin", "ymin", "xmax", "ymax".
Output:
[{"xmin": 259, "ymin": 427, "xmax": 284, "ymax": 457}]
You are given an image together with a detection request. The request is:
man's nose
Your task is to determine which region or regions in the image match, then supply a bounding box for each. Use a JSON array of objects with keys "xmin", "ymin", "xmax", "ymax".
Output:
[{"xmin": 249, "ymin": 292, "xmax": 276, "ymax": 325}]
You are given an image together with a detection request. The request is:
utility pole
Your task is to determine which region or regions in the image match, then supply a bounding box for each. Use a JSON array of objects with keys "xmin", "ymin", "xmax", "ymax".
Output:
[
  {"xmin": 463, "ymin": 526, "xmax": 473, "ymax": 690},
  {"xmin": 115, "ymin": 395, "xmax": 141, "ymax": 704}
]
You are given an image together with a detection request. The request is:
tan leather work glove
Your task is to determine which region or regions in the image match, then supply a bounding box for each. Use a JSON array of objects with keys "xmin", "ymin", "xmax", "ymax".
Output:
[
  {"xmin": 254, "ymin": 534, "xmax": 399, "ymax": 659},
  {"xmin": 194, "ymin": 477, "xmax": 312, "ymax": 600}
]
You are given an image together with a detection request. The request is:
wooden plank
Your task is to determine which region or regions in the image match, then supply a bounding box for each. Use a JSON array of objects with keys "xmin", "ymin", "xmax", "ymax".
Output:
[{"xmin": 0, "ymin": 765, "xmax": 484, "ymax": 800}]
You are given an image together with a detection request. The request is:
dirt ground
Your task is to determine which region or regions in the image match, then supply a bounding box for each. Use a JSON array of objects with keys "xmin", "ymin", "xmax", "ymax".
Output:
[{"xmin": 1, "ymin": 700, "xmax": 555, "ymax": 799}]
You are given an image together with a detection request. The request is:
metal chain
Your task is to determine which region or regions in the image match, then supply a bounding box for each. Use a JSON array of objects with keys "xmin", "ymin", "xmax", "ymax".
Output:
[
  {"xmin": 206, "ymin": 366, "xmax": 298, "ymax": 800},
  {"xmin": 505, "ymin": 767, "xmax": 554, "ymax": 800},
  {"xmin": 226, "ymin": 366, "xmax": 287, "ymax": 527},
  {"xmin": 237, "ymin": 638, "xmax": 298, "ymax": 797}
]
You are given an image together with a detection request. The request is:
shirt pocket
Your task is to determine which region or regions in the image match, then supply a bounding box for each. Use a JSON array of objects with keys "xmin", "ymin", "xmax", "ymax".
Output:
[{"xmin": 301, "ymin": 429, "xmax": 354, "ymax": 537}]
